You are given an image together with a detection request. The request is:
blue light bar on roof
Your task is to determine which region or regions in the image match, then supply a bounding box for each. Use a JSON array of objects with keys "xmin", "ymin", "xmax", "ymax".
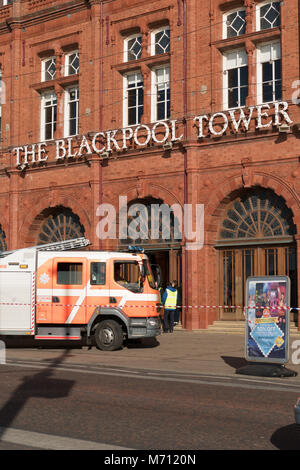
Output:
[{"xmin": 128, "ymin": 246, "xmax": 144, "ymax": 253}]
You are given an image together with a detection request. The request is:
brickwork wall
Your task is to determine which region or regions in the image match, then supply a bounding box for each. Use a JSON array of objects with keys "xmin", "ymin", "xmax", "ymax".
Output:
[{"xmin": 0, "ymin": 0, "xmax": 299, "ymax": 329}]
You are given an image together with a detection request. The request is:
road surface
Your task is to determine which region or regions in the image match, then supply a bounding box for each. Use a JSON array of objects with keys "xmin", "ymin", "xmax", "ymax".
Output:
[{"xmin": 0, "ymin": 349, "xmax": 299, "ymax": 451}]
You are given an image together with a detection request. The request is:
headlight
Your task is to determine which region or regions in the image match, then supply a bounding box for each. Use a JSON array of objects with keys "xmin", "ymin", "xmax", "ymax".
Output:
[{"xmin": 147, "ymin": 317, "xmax": 160, "ymax": 327}]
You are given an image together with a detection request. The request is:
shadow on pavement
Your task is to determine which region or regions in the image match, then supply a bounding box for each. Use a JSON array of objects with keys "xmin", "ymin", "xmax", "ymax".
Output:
[
  {"xmin": 125, "ymin": 338, "xmax": 160, "ymax": 349},
  {"xmin": 1, "ymin": 336, "xmax": 160, "ymax": 351},
  {"xmin": 1, "ymin": 336, "xmax": 84, "ymax": 349},
  {"xmin": 270, "ymin": 424, "xmax": 300, "ymax": 450},
  {"xmin": 0, "ymin": 350, "xmax": 75, "ymax": 441},
  {"xmin": 221, "ymin": 356, "xmax": 248, "ymax": 371}
]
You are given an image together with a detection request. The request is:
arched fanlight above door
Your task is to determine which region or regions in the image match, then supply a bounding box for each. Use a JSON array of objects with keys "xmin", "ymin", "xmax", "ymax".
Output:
[
  {"xmin": 218, "ymin": 189, "xmax": 296, "ymax": 244},
  {"xmin": 37, "ymin": 207, "xmax": 85, "ymax": 245}
]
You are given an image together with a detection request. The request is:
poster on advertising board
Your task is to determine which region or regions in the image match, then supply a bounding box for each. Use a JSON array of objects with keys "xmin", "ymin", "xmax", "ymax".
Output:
[{"xmin": 245, "ymin": 276, "xmax": 290, "ymax": 364}]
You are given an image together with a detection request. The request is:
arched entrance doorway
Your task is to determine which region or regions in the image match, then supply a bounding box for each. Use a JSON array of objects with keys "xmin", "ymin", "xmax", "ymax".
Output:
[
  {"xmin": 33, "ymin": 206, "xmax": 85, "ymax": 245},
  {"xmin": 216, "ymin": 188, "xmax": 297, "ymax": 320},
  {"xmin": 120, "ymin": 197, "xmax": 182, "ymax": 290}
]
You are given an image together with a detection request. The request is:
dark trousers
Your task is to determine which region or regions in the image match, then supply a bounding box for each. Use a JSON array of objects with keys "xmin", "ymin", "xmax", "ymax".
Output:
[
  {"xmin": 174, "ymin": 308, "xmax": 181, "ymax": 323},
  {"xmin": 164, "ymin": 309, "xmax": 175, "ymax": 332}
]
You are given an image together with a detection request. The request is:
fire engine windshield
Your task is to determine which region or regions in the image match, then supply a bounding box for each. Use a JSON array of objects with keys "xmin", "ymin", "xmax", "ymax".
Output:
[{"xmin": 114, "ymin": 261, "xmax": 143, "ymax": 293}]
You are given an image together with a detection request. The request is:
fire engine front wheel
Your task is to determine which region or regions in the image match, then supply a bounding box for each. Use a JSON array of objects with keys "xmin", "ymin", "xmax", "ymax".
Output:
[{"xmin": 94, "ymin": 319, "xmax": 124, "ymax": 351}]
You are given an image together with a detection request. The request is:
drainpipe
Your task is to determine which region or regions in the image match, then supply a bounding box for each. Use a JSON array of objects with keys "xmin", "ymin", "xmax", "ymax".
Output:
[
  {"xmin": 99, "ymin": 0, "xmax": 104, "ymax": 250},
  {"xmin": 209, "ymin": 0, "xmax": 213, "ymax": 113},
  {"xmin": 182, "ymin": 0, "xmax": 188, "ymax": 327}
]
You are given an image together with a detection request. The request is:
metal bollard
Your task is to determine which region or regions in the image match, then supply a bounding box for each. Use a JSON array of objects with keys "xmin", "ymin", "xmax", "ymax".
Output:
[
  {"xmin": 0, "ymin": 340, "xmax": 6, "ymax": 364},
  {"xmin": 294, "ymin": 397, "xmax": 300, "ymax": 430}
]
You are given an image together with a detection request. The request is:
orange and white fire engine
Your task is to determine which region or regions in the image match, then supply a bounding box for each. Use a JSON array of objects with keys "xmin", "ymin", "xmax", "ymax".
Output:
[{"xmin": 0, "ymin": 238, "xmax": 161, "ymax": 350}]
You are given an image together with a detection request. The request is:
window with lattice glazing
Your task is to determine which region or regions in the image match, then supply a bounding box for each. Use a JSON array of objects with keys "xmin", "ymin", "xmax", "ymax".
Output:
[
  {"xmin": 37, "ymin": 208, "xmax": 85, "ymax": 245},
  {"xmin": 257, "ymin": 1, "xmax": 281, "ymax": 31},
  {"xmin": 223, "ymin": 9, "xmax": 246, "ymax": 39},
  {"xmin": 219, "ymin": 190, "xmax": 295, "ymax": 242}
]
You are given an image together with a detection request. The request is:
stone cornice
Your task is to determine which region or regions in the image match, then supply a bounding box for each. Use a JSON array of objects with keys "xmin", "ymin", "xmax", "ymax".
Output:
[{"xmin": 0, "ymin": 0, "xmax": 91, "ymax": 33}]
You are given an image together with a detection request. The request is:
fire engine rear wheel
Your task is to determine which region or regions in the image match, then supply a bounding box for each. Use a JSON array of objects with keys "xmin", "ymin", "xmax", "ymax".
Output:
[{"xmin": 94, "ymin": 319, "xmax": 123, "ymax": 351}]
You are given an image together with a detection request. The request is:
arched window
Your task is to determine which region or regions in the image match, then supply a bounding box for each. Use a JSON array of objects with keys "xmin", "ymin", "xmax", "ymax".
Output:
[
  {"xmin": 120, "ymin": 197, "xmax": 182, "ymax": 247},
  {"xmin": 37, "ymin": 207, "xmax": 85, "ymax": 245},
  {"xmin": 219, "ymin": 189, "xmax": 295, "ymax": 242},
  {"xmin": 119, "ymin": 197, "xmax": 183, "ymax": 289}
]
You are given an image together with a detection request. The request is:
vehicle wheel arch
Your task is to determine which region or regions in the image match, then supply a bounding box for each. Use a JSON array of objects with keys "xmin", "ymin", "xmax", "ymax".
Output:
[{"xmin": 87, "ymin": 307, "xmax": 129, "ymax": 338}]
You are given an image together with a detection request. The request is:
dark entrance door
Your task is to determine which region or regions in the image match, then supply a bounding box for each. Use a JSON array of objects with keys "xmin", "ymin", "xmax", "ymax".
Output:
[
  {"xmin": 218, "ymin": 244, "xmax": 297, "ymax": 320},
  {"xmin": 120, "ymin": 196, "xmax": 183, "ymax": 292}
]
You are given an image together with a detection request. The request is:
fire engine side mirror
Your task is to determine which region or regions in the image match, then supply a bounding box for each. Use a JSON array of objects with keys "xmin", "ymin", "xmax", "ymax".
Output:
[
  {"xmin": 151, "ymin": 264, "xmax": 162, "ymax": 288},
  {"xmin": 139, "ymin": 263, "xmax": 146, "ymax": 277},
  {"xmin": 139, "ymin": 263, "xmax": 146, "ymax": 286}
]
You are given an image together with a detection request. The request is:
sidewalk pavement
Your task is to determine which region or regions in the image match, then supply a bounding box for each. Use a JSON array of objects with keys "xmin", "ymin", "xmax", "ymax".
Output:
[{"xmin": 3, "ymin": 327, "xmax": 300, "ymax": 381}]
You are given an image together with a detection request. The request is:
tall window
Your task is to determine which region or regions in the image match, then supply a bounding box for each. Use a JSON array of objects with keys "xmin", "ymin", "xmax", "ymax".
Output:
[
  {"xmin": 65, "ymin": 51, "xmax": 79, "ymax": 76},
  {"xmin": 223, "ymin": 9, "xmax": 246, "ymax": 39},
  {"xmin": 124, "ymin": 72, "xmax": 144, "ymax": 126},
  {"xmin": 257, "ymin": 1, "xmax": 281, "ymax": 30},
  {"xmin": 41, "ymin": 92, "xmax": 57, "ymax": 140},
  {"xmin": 124, "ymin": 34, "xmax": 142, "ymax": 62},
  {"xmin": 257, "ymin": 41, "xmax": 281, "ymax": 104},
  {"xmin": 64, "ymin": 86, "xmax": 79, "ymax": 137},
  {"xmin": 42, "ymin": 57, "xmax": 56, "ymax": 82},
  {"xmin": 223, "ymin": 49, "xmax": 248, "ymax": 109},
  {"xmin": 152, "ymin": 65, "xmax": 170, "ymax": 121},
  {"xmin": 151, "ymin": 27, "xmax": 170, "ymax": 55}
]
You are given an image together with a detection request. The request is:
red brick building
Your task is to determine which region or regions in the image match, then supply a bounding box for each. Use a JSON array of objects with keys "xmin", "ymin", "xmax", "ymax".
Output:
[{"xmin": 0, "ymin": 0, "xmax": 300, "ymax": 330}]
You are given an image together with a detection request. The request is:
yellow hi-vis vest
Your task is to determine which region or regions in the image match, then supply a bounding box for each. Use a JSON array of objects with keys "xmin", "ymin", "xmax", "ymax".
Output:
[{"xmin": 164, "ymin": 289, "xmax": 178, "ymax": 310}]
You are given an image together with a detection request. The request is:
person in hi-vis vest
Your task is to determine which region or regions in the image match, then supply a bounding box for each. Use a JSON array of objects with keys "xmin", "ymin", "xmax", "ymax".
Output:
[{"xmin": 162, "ymin": 281, "xmax": 178, "ymax": 333}]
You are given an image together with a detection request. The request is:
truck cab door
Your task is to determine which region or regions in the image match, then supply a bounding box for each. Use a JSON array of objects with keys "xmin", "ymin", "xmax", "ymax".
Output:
[
  {"xmin": 36, "ymin": 255, "xmax": 54, "ymax": 324},
  {"xmin": 111, "ymin": 259, "xmax": 145, "ymax": 314},
  {"xmin": 87, "ymin": 260, "xmax": 109, "ymax": 319},
  {"xmin": 52, "ymin": 258, "xmax": 87, "ymax": 324}
]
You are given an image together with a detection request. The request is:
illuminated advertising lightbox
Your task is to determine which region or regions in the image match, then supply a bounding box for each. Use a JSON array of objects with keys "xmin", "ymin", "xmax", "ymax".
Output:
[{"xmin": 245, "ymin": 276, "xmax": 290, "ymax": 364}]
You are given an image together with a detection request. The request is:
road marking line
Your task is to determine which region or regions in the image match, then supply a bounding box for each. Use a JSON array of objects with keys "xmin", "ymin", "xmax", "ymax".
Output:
[
  {"xmin": 4, "ymin": 360, "xmax": 300, "ymax": 393},
  {"xmin": 0, "ymin": 426, "xmax": 133, "ymax": 450}
]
